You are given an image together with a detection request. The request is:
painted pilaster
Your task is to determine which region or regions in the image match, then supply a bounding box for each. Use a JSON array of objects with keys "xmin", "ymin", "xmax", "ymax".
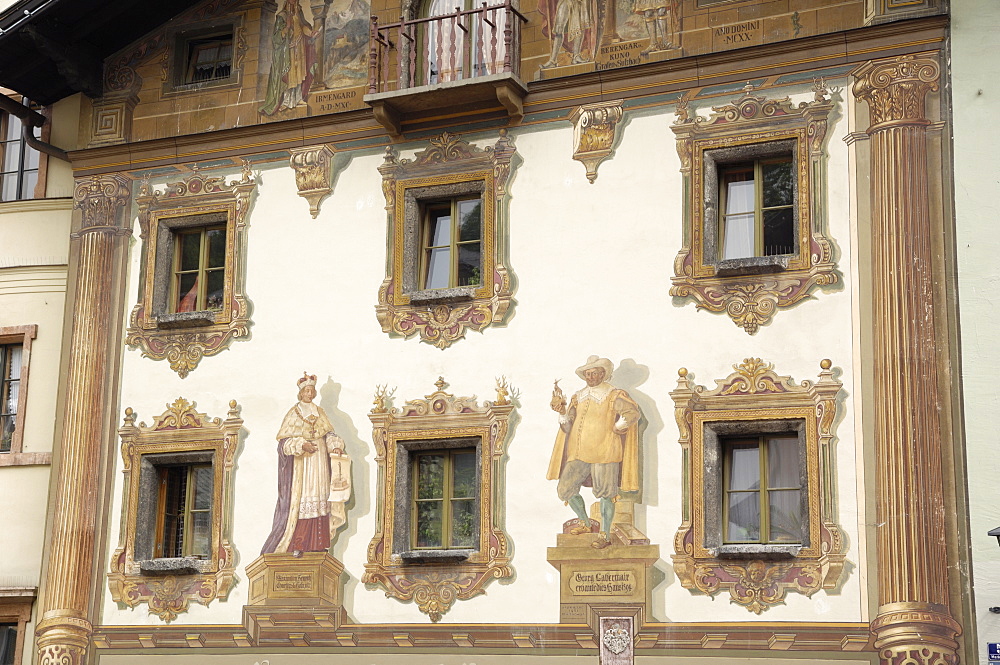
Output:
[
  {"xmin": 35, "ymin": 174, "xmax": 131, "ymax": 665},
  {"xmin": 852, "ymin": 55, "xmax": 962, "ymax": 665}
]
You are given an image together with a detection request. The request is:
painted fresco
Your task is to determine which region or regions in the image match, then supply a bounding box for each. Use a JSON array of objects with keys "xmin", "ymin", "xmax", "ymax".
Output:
[{"xmin": 259, "ymin": 0, "xmax": 369, "ymax": 118}]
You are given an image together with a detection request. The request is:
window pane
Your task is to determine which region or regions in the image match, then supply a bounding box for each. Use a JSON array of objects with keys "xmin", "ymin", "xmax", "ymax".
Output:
[
  {"xmin": 452, "ymin": 451, "xmax": 476, "ymax": 498},
  {"xmin": 4, "ymin": 381, "xmax": 18, "ymax": 419},
  {"xmin": 767, "ymin": 436, "xmax": 800, "ymax": 488},
  {"xmin": 5, "ymin": 115, "xmax": 21, "ymax": 141},
  {"xmin": 206, "ymin": 228, "xmax": 226, "ymax": 268},
  {"xmin": 415, "ymin": 500, "xmax": 443, "ymax": 548},
  {"xmin": 7, "ymin": 345, "xmax": 21, "ymax": 381},
  {"xmin": 21, "ymin": 169, "xmax": 37, "ymax": 199},
  {"xmin": 1, "ymin": 174, "xmax": 18, "ymax": 201},
  {"xmin": 190, "ymin": 511, "xmax": 212, "ymax": 557},
  {"xmin": 179, "ymin": 232, "xmax": 202, "ymax": 271},
  {"xmin": 762, "ymin": 208, "xmax": 794, "ymax": 256},
  {"xmin": 457, "ymin": 199, "xmax": 481, "ymax": 241},
  {"xmin": 2, "ymin": 141, "xmax": 20, "ymax": 171},
  {"xmin": 427, "ymin": 211, "xmax": 451, "ymax": 246},
  {"xmin": 721, "ymin": 213, "xmax": 756, "ymax": 260},
  {"xmin": 727, "ymin": 443, "xmax": 760, "ymax": 491},
  {"xmin": 724, "ymin": 173, "xmax": 754, "ymax": 215},
  {"xmin": 424, "ymin": 247, "xmax": 451, "ymax": 289},
  {"xmin": 24, "ymin": 144, "xmax": 39, "ymax": 170},
  {"xmin": 161, "ymin": 467, "xmax": 187, "ymax": 558},
  {"xmin": 0, "ymin": 623, "xmax": 17, "ymax": 665},
  {"xmin": 726, "ymin": 491, "xmax": 760, "ymax": 542},
  {"xmin": 175, "ymin": 272, "xmax": 199, "ymax": 312},
  {"xmin": 451, "ymin": 498, "xmax": 476, "ymax": 547},
  {"xmin": 0, "ymin": 416, "xmax": 12, "ymax": 453},
  {"xmin": 205, "ymin": 269, "xmax": 225, "ymax": 311},
  {"xmin": 417, "ymin": 454, "xmax": 445, "ymax": 499},
  {"xmin": 456, "ymin": 243, "xmax": 481, "ymax": 286},
  {"xmin": 762, "ymin": 159, "xmax": 794, "ymax": 208},
  {"xmin": 768, "ymin": 489, "xmax": 802, "ymax": 543},
  {"xmin": 193, "ymin": 466, "xmax": 213, "ymax": 510}
]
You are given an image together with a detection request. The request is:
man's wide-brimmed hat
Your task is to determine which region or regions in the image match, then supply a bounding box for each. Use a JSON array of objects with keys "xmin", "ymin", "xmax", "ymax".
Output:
[{"xmin": 575, "ymin": 355, "xmax": 613, "ymax": 380}]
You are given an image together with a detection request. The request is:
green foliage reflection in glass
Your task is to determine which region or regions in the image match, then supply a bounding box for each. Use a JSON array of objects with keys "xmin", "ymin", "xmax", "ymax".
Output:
[
  {"xmin": 421, "ymin": 197, "xmax": 482, "ymax": 290},
  {"xmin": 412, "ymin": 448, "xmax": 477, "ymax": 549}
]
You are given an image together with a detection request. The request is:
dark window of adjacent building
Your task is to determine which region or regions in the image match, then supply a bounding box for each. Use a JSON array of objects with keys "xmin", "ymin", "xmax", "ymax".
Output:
[
  {"xmin": 420, "ymin": 197, "xmax": 483, "ymax": 290},
  {"xmin": 0, "ymin": 343, "xmax": 22, "ymax": 454},
  {"xmin": 154, "ymin": 463, "xmax": 213, "ymax": 559},
  {"xmin": 0, "ymin": 623, "xmax": 15, "ymax": 665},
  {"xmin": 171, "ymin": 224, "xmax": 227, "ymax": 313},
  {"xmin": 723, "ymin": 433, "xmax": 802, "ymax": 544},
  {"xmin": 185, "ymin": 35, "xmax": 233, "ymax": 84},
  {"xmin": 0, "ymin": 100, "xmax": 40, "ymax": 202},
  {"xmin": 411, "ymin": 448, "xmax": 477, "ymax": 549},
  {"xmin": 718, "ymin": 155, "xmax": 794, "ymax": 261}
]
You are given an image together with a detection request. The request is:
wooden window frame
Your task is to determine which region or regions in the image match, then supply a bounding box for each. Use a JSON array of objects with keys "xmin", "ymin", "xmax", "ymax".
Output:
[
  {"xmin": 418, "ymin": 196, "xmax": 483, "ymax": 291},
  {"xmin": 721, "ymin": 433, "xmax": 803, "ymax": 546},
  {"xmin": 717, "ymin": 154, "xmax": 795, "ymax": 261},
  {"xmin": 109, "ymin": 398, "xmax": 242, "ymax": 622},
  {"xmin": 0, "ymin": 591, "xmax": 35, "ymax": 665},
  {"xmin": 0, "ymin": 96, "xmax": 44, "ymax": 203},
  {"xmin": 184, "ymin": 34, "xmax": 234, "ymax": 85},
  {"xmin": 169, "ymin": 223, "xmax": 227, "ymax": 314},
  {"xmin": 153, "ymin": 462, "xmax": 214, "ymax": 559},
  {"xmin": 0, "ymin": 325, "xmax": 42, "ymax": 467},
  {"xmin": 164, "ymin": 21, "xmax": 241, "ymax": 94}
]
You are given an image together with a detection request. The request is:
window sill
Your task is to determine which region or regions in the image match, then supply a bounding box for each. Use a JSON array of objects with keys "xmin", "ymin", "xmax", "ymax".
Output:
[
  {"xmin": 408, "ymin": 286, "xmax": 478, "ymax": 305},
  {"xmin": 714, "ymin": 544, "xmax": 801, "ymax": 560},
  {"xmin": 399, "ymin": 549, "xmax": 474, "ymax": 565},
  {"xmin": 0, "ymin": 451, "xmax": 52, "ymax": 467},
  {"xmin": 714, "ymin": 255, "xmax": 789, "ymax": 277},
  {"xmin": 156, "ymin": 311, "xmax": 219, "ymax": 329},
  {"xmin": 138, "ymin": 557, "xmax": 212, "ymax": 576}
]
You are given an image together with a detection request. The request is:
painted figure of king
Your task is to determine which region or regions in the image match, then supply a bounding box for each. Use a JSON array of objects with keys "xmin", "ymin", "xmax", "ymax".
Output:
[{"xmin": 262, "ymin": 372, "xmax": 352, "ymax": 555}]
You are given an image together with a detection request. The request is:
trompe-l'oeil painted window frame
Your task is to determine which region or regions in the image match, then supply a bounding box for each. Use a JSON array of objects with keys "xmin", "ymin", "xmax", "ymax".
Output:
[{"xmin": 670, "ymin": 82, "xmax": 838, "ymax": 334}]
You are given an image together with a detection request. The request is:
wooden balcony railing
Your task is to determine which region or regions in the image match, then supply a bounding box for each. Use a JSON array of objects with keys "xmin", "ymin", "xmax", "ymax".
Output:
[{"xmin": 367, "ymin": 1, "xmax": 527, "ymax": 95}]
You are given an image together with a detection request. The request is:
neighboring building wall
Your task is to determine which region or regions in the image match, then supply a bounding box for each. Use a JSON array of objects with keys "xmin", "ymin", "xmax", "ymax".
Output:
[
  {"xmin": 953, "ymin": 1, "xmax": 1000, "ymax": 663},
  {"xmin": 0, "ymin": 94, "xmax": 78, "ymax": 665}
]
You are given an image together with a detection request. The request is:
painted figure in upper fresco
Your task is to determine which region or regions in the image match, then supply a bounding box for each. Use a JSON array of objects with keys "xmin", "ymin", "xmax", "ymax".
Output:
[
  {"xmin": 633, "ymin": 0, "xmax": 679, "ymax": 54},
  {"xmin": 261, "ymin": 372, "xmax": 352, "ymax": 554},
  {"xmin": 260, "ymin": 0, "xmax": 317, "ymax": 116},
  {"xmin": 540, "ymin": 0, "xmax": 595, "ymax": 68},
  {"xmin": 547, "ymin": 356, "xmax": 641, "ymax": 549}
]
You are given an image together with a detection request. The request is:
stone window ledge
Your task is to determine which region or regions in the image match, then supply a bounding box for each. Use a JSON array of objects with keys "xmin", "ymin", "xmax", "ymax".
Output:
[
  {"xmin": 139, "ymin": 557, "xmax": 211, "ymax": 576},
  {"xmin": 399, "ymin": 549, "xmax": 474, "ymax": 565},
  {"xmin": 714, "ymin": 544, "xmax": 801, "ymax": 560},
  {"xmin": 714, "ymin": 255, "xmax": 788, "ymax": 277},
  {"xmin": 407, "ymin": 287, "xmax": 477, "ymax": 305},
  {"xmin": 156, "ymin": 311, "xmax": 218, "ymax": 329}
]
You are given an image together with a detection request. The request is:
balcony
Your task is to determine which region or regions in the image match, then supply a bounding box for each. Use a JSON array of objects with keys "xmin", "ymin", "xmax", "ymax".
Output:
[{"xmin": 365, "ymin": 1, "xmax": 528, "ymax": 136}]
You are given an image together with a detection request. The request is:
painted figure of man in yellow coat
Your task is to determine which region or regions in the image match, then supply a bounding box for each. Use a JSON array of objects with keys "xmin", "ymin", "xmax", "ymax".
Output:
[{"xmin": 548, "ymin": 356, "xmax": 641, "ymax": 549}]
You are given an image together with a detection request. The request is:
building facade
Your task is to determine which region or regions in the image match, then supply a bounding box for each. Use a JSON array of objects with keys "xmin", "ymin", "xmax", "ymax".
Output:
[{"xmin": 0, "ymin": 0, "xmax": 985, "ymax": 664}]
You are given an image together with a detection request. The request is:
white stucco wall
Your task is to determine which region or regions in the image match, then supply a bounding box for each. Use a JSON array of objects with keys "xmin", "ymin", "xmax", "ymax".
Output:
[
  {"xmin": 99, "ymin": 83, "xmax": 866, "ymax": 628},
  {"xmin": 952, "ymin": 2, "xmax": 1000, "ymax": 663}
]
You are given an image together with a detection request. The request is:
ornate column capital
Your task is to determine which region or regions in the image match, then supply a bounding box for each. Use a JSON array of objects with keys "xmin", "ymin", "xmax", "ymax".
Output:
[
  {"xmin": 853, "ymin": 55, "xmax": 940, "ymax": 131},
  {"xmin": 73, "ymin": 174, "xmax": 131, "ymax": 230}
]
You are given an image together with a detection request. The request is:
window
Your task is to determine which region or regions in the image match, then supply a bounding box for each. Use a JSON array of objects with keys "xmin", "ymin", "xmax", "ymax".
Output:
[
  {"xmin": 411, "ymin": 447, "xmax": 478, "ymax": 550},
  {"xmin": 154, "ymin": 463, "xmax": 213, "ymax": 559},
  {"xmin": 420, "ymin": 198, "xmax": 483, "ymax": 290},
  {"xmin": 670, "ymin": 86, "xmax": 837, "ymax": 334},
  {"xmin": 376, "ymin": 132, "xmax": 516, "ymax": 348},
  {"xmin": 185, "ymin": 35, "xmax": 233, "ymax": 84},
  {"xmin": 718, "ymin": 156, "xmax": 794, "ymax": 260},
  {"xmin": 669, "ymin": 358, "xmax": 847, "ymax": 612},
  {"xmin": 0, "ymin": 99, "xmax": 41, "ymax": 202},
  {"xmin": 420, "ymin": 0, "xmax": 508, "ymax": 85},
  {"xmin": 0, "ymin": 592, "xmax": 33, "ymax": 665},
  {"xmin": 0, "ymin": 343, "xmax": 22, "ymax": 454},
  {"xmin": 0, "ymin": 326, "xmax": 38, "ymax": 467},
  {"xmin": 0, "ymin": 623, "xmax": 16, "ymax": 665},
  {"xmin": 723, "ymin": 433, "xmax": 802, "ymax": 545},
  {"xmin": 127, "ymin": 168, "xmax": 255, "ymax": 378},
  {"xmin": 364, "ymin": 378, "xmax": 514, "ymax": 621},
  {"xmin": 171, "ymin": 224, "xmax": 227, "ymax": 313},
  {"xmin": 109, "ymin": 398, "xmax": 241, "ymax": 621}
]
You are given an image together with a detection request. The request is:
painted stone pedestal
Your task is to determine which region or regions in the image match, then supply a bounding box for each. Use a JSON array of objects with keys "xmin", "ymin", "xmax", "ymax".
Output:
[
  {"xmin": 243, "ymin": 552, "xmax": 346, "ymax": 644},
  {"xmin": 547, "ymin": 524, "xmax": 659, "ymax": 627}
]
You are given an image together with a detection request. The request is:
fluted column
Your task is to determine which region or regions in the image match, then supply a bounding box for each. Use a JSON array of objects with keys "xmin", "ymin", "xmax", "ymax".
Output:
[
  {"xmin": 35, "ymin": 174, "xmax": 131, "ymax": 665},
  {"xmin": 853, "ymin": 55, "xmax": 962, "ymax": 665}
]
